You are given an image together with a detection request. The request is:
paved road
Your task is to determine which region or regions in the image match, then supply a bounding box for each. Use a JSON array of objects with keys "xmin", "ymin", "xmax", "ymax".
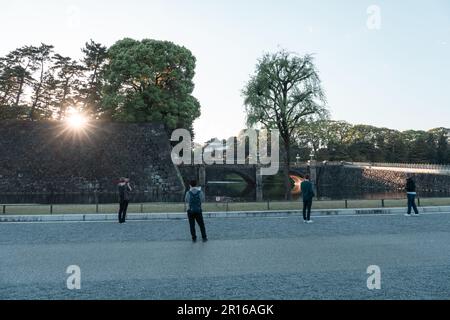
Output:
[{"xmin": 1, "ymin": 213, "xmax": 450, "ymax": 300}]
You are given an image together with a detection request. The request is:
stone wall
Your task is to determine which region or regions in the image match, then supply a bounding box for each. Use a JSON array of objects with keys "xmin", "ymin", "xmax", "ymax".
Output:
[
  {"xmin": 317, "ymin": 165, "xmax": 450, "ymax": 195},
  {"xmin": 177, "ymin": 165, "xmax": 202, "ymax": 188},
  {"xmin": 359, "ymin": 168, "xmax": 450, "ymax": 193},
  {"xmin": 0, "ymin": 121, "xmax": 185, "ymax": 198}
]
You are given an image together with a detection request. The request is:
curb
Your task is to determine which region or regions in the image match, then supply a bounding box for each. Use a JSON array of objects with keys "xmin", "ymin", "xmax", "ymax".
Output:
[{"xmin": 1, "ymin": 206, "xmax": 450, "ymax": 223}]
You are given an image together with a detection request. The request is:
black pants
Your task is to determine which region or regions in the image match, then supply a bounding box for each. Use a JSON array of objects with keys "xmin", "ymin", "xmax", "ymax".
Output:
[
  {"xmin": 303, "ymin": 199, "xmax": 313, "ymax": 221},
  {"xmin": 407, "ymin": 194, "xmax": 419, "ymax": 215},
  {"xmin": 118, "ymin": 200, "xmax": 129, "ymax": 223},
  {"xmin": 188, "ymin": 211, "xmax": 207, "ymax": 240}
]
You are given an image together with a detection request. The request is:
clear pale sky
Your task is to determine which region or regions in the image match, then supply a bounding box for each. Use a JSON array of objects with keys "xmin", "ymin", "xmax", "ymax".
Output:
[{"xmin": 1, "ymin": 0, "xmax": 449, "ymax": 143}]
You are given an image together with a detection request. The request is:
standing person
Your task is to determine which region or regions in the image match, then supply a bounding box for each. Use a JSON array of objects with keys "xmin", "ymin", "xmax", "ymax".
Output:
[
  {"xmin": 301, "ymin": 175, "xmax": 315, "ymax": 224},
  {"xmin": 405, "ymin": 176, "xmax": 420, "ymax": 217},
  {"xmin": 185, "ymin": 180, "xmax": 208, "ymax": 242},
  {"xmin": 118, "ymin": 178, "xmax": 132, "ymax": 224}
]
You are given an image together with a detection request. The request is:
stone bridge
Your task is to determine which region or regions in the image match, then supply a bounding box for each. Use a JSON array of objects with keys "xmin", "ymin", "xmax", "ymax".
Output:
[
  {"xmin": 178, "ymin": 163, "xmax": 312, "ymax": 201},
  {"xmin": 178, "ymin": 164, "xmax": 260, "ymax": 200}
]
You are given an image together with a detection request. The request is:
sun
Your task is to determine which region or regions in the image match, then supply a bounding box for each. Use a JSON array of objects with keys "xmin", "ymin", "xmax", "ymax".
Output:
[
  {"xmin": 56, "ymin": 109, "xmax": 95, "ymax": 141},
  {"xmin": 66, "ymin": 112, "xmax": 88, "ymax": 129}
]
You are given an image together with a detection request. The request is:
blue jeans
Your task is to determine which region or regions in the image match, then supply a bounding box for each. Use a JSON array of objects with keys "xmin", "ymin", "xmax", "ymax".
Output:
[{"xmin": 407, "ymin": 194, "xmax": 419, "ymax": 215}]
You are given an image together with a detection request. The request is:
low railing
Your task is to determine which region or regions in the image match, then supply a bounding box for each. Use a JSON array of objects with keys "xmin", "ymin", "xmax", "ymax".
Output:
[{"xmin": 2, "ymin": 197, "xmax": 450, "ymax": 215}]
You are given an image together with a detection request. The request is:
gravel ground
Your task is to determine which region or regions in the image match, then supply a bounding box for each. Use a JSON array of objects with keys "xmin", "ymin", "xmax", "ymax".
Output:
[{"xmin": 1, "ymin": 213, "xmax": 449, "ymax": 300}]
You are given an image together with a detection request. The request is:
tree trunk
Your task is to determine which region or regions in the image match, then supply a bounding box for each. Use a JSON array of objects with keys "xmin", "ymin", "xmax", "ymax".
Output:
[
  {"xmin": 30, "ymin": 82, "xmax": 43, "ymax": 120},
  {"xmin": 30, "ymin": 60, "xmax": 45, "ymax": 120},
  {"xmin": 86, "ymin": 63, "xmax": 99, "ymax": 114},
  {"xmin": 283, "ymin": 142, "xmax": 292, "ymax": 201},
  {"xmin": 14, "ymin": 77, "xmax": 25, "ymax": 107},
  {"xmin": 58, "ymin": 79, "xmax": 70, "ymax": 120},
  {"xmin": 0, "ymin": 87, "xmax": 11, "ymax": 105}
]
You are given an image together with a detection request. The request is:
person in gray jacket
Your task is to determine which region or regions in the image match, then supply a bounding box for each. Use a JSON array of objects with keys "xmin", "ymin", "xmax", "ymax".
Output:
[{"xmin": 185, "ymin": 180, "xmax": 208, "ymax": 242}]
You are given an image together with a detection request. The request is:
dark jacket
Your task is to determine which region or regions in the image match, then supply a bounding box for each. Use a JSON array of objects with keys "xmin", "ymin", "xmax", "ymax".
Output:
[
  {"xmin": 406, "ymin": 179, "xmax": 416, "ymax": 193},
  {"xmin": 301, "ymin": 180, "xmax": 315, "ymax": 201},
  {"xmin": 118, "ymin": 183, "xmax": 132, "ymax": 202}
]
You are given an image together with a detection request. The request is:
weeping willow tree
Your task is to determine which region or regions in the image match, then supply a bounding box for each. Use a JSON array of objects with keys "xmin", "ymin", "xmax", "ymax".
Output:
[{"xmin": 243, "ymin": 50, "xmax": 328, "ymax": 200}]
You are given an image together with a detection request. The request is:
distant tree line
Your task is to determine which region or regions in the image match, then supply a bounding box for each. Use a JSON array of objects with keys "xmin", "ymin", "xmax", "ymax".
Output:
[
  {"xmin": 0, "ymin": 38, "xmax": 201, "ymax": 132},
  {"xmin": 2, "ymin": 42, "xmax": 448, "ymax": 166},
  {"xmin": 294, "ymin": 120, "xmax": 450, "ymax": 165}
]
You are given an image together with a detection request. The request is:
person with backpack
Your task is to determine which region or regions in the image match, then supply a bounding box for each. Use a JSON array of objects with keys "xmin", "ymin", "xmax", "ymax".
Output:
[
  {"xmin": 185, "ymin": 180, "xmax": 208, "ymax": 242},
  {"xmin": 301, "ymin": 175, "xmax": 315, "ymax": 224},
  {"xmin": 405, "ymin": 176, "xmax": 420, "ymax": 216}
]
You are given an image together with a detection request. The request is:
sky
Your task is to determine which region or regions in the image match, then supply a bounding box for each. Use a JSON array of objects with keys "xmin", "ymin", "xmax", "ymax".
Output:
[{"xmin": 1, "ymin": 0, "xmax": 449, "ymax": 143}]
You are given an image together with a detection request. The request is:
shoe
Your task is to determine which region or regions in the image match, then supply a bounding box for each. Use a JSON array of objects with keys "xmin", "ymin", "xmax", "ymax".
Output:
[
  {"xmin": 303, "ymin": 220, "xmax": 307, "ymax": 224},
  {"xmin": 202, "ymin": 238, "xmax": 208, "ymax": 243},
  {"xmin": 404, "ymin": 214, "xmax": 411, "ymax": 217},
  {"xmin": 307, "ymin": 220, "xmax": 314, "ymax": 224},
  {"xmin": 192, "ymin": 238, "xmax": 197, "ymax": 243}
]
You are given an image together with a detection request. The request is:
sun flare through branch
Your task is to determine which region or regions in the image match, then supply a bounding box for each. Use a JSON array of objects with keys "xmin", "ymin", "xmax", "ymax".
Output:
[{"xmin": 66, "ymin": 113, "xmax": 88, "ymax": 129}]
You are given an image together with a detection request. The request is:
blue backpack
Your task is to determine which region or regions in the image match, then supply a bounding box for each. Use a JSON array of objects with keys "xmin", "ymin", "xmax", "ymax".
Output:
[{"xmin": 189, "ymin": 191, "xmax": 202, "ymax": 213}]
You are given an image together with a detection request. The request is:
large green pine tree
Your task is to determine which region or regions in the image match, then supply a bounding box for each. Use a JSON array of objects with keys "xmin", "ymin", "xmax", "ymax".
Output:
[{"xmin": 100, "ymin": 38, "xmax": 201, "ymax": 132}]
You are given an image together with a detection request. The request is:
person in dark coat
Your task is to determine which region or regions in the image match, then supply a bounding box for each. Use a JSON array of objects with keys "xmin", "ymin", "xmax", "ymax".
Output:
[
  {"xmin": 118, "ymin": 177, "xmax": 132, "ymax": 223},
  {"xmin": 405, "ymin": 176, "xmax": 420, "ymax": 216},
  {"xmin": 301, "ymin": 175, "xmax": 315, "ymax": 224}
]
